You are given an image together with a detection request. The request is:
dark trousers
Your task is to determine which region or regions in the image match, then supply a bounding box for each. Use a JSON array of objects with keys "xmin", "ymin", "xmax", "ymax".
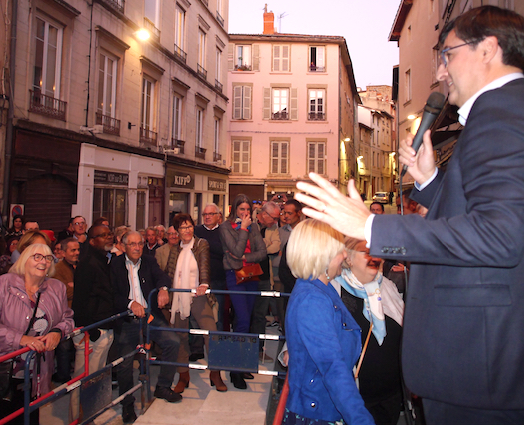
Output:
[
  {"xmin": 251, "ymin": 279, "xmax": 271, "ymax": 351},
  {"xmin": 364, "ymin": 391, "xmax": 402, "ymax": 425},
  {"xmin": 115, "ymin": 314, "xmax": 180, "ymax": 407},
  {"xmin": 423, "ymin": 399, "xmax": 524, "ymax": 425},
  {"xmin": 54, "ymin": 338, "xmax": 74, "ymax": 380},
  {"xmin": 225, "ymin": 270, "xmax": 257, "ymax": 333},
  {"xmin": 0, "ymin": 379, "xmax": 39, "ymax": 425}
]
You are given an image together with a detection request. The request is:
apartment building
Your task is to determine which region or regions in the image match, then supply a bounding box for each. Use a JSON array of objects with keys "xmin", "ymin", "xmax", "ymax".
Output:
[
  {"xmin": 227, "ymin": 9, "xmax": 360, "ymax": 202},
  {"xmin": 0, "ymin": 0, "xmax": 229, "ymax": 231}
]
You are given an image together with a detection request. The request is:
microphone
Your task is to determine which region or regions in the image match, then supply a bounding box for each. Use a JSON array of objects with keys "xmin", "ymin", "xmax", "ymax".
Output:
[{"xmin": 401, "ymin": 92, "xmax": 446, "ymax": 177}]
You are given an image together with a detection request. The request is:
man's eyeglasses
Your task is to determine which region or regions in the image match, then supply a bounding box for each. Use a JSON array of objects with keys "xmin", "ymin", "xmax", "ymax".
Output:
[
  {"xmin": 126, "ymin": 242, "xmax": 145, "ymax": 248},
  {"xmin": 73, "ymin": 221, "xmax": 86, "ymax": 226},
  {"xmin": 32, "ymin": 253, "xmax": 54, "ymax": 263},
  {"xmin": 264, "ymin": 211, "xmax": 280, "ymax": 221},
  {"xmin": 439, "ymin": 42, "xmax": 473, "ymax": 67},
  {"xmin": 202, "ymin": 212, "xmax": 219, "ymax": 217},
  {"xmin": 94, "ymin": 232, "xmax": 113, "ymax": 239}
]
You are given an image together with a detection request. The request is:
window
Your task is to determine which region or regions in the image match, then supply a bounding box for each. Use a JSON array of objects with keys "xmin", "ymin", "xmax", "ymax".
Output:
[
  {"xmin": 232, "ymin": 140, "xmax": 250, "ymax": 174},
  {"xmin": 93, "ymin": 188, "xmax": 127, "ymax": 228},
  {"xmin": 308, "ymin": 89, "xmax": 325, "ymax": 120},
  {"xmin": 216, "ymin": 0, "xmax": 224, "ymax": 26},
  {"xmin": 136, "ymin": 191, "xmax": 146, "ymax": 230},
  {"xmin": 198, "ymin": 29, "xmax": 207, "ymax": 77},
  {"xmin": 273, "ymin": 45, "xmax": 290, "ymax": 72},
  {"xmin": 272, "ymin": 88, "xmax": 289, "ymax": 120},
  {"xmin": 97, "ymin": 52, "xmax": 119, "ymax": 134},
  {"xmin": 309, "ymin": 46, "xmax": 325, "ymax": 72},
  {"xmin": 196, "ymin": 107, "xmax": 204, "ymax": 148},
  {"xmin": 174, "ymin": 5, "xmax": 186, "ymax": 60},
  {"xmin": 215, "ymin": 48, "xmax": 222, "ymax": 91},
  {"xmin": 214, "ymin": 117, "xmax": 221, "ymax": 161},
  {"xmin": 271, "ymin": 141, "xmax": 289, "ymax": 174},
  {"xmin": 140, "ymin": 76, "xmax": 156, "ymax": 144},
  {"xmin": 308, "ymin": 142, "xmax": 326, "ymax": 175},
  {"xmin": 232, "ymin": 85, "xmax": 252, "ymax": 120},
  {"xmin": 405, "ymin": 69, "xmax": 412, "ymax": 102},
  {"xmin": 236, "ymin": 45, "xmax": 251, "ymax": 70},
  {"xmin": 33, "ymin": 17, "xmax": 62, "ymax": 99},
  {"xmin": 145, "ymin": 0, "xmax": 159, "ymax": 29},
  {"xmin": 172, "ymin": 93, "xmax": 182, "ymax": 141}
]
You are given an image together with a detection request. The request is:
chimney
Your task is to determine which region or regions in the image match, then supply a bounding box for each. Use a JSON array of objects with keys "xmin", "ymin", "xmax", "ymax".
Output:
[{"xmin": 263, "ymin": 4, "xmax": 275, "ymax": 34}]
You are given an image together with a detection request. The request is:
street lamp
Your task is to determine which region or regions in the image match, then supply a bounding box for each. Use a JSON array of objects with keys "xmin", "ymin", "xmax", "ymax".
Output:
[{"xmin": 135, "ymin": 29, "xmax": 151, "ymax": 41}]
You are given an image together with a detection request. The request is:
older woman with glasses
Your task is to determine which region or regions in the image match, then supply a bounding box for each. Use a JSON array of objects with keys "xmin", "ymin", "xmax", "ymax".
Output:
[
  {"xmin": 0, "ymin": 243, "xmax": 74, "ymax": 424},
  {"xmin": 166, "ymin": 213, "xmax": 227, "ymax": 393}
]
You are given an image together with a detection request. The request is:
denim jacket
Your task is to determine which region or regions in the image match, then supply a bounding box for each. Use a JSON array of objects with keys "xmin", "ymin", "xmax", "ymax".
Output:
[{"xmin": 285, "ymin": 278, "xmax": 374, "ymax": 424}]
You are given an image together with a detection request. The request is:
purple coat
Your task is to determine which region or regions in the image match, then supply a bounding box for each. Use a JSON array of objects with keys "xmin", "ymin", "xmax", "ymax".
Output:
[{"xmin": 0, "ymin": 273, "xmax": 75, "ymax": 394}]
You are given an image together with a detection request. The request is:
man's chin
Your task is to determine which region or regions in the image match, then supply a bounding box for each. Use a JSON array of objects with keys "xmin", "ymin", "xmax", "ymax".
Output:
[{"xmin": 104, "ymin": 244, "xmax": 114, "ymax": 252}]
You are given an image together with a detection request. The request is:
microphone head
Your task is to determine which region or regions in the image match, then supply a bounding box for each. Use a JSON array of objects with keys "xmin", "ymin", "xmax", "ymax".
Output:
[{"xmin": 426, "ymin": 92, "xmax": 447, "ymax": 113}]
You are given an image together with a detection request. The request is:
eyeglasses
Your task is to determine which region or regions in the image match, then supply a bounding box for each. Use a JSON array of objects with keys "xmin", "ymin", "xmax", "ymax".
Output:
[
  {"xmin": 94, "ymin": 232, "xmax": 113, "ymax": 239},
  {"xmin": 264, "ymin": 211, "xmax": 280, "ymax": 221},
  {"xmin": 439, "ymin": 42, "xmax": 473, "ymax": 67},
  {"xmin": 32, "ymin": 253, "xmax": 54, "ymax": 263},
  {"xmin": 126, "ymin": 242, "xmax": 145, "ymax": 248},
  {"xmin": 73, "ymin": 221, "xmax": 86, "ymax": 226},
  {"xmin": 167, "ymin": 232, "xmax": 178, "ymax": 237},
  {"xmin": 202, "ymin": 212, "xmax": 219, "ymax": 217},
  {"xmin": 178, "ymin": 225, "xmax": 194, "ymax": 232}
]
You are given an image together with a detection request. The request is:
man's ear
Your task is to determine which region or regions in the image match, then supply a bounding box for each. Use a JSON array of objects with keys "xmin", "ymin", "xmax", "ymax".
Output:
[
  {"xmin": 89, "ymin": 237, "xmax": 95, "ymax": 247},
  {"xmin": 480, "ymin": 36, "xmax": 500, "ymax": 64}
]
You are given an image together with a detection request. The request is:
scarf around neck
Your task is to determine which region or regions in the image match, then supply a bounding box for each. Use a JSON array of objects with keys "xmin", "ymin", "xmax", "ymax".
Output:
[{"xmin": 170, "ymin": 237, "xmax": 199, "ymax": 322}]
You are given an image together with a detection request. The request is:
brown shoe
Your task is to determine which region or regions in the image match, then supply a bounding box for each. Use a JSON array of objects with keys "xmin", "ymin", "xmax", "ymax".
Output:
[
  {"xmin": 174, "ymin": 371, "xmax": 190, "ymax": 393},
  {"xmin": 209, "ymin": 371, "xmax": 228, "ymax": 392}
]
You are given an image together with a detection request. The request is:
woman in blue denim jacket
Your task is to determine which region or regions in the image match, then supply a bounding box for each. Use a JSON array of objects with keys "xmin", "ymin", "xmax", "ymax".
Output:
[{"xmin": 284, "ymin": 219, "xmax": 374, "ymax": 425}]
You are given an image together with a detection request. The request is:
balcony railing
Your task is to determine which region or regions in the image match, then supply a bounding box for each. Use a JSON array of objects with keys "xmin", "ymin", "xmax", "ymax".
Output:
[
  {"xmin": 195, "ymin": 146, "xmax": 206, "ymax": 159},
  {"xmin": 272, "ymin": 111, "xmax": 288, "ymax": 120},
  {"xmin": 216, "ymin": 11, "xmax": 224, "ymax": 27},
  {"xmin": 308, "ymin": 112, "xmax": 326, "ymax": 121},
  {"xmin": 140, "ymin": 127, "xmax": 157, "ymax": 145},
  {"xmin": 99, "ymin": 0, "xmax": 124, "ymax": 13},
  {"xmin": 96, "ymin": 112, "xmax": 121, "ymax": 135},
  {"xmin": 171, "ymin": 138, "xmax": 185, "ymax": 154},
  {"xmin": 143, "ymin": 17, "xmax": 160, "ymax": 39},
  {"xmin": 309, "ymin": 65, "xmax": 326, "ymax": 72},
  {"xmin": 197, "ymin": 64, "xmax": 207, "ymax": 80},
  {"xmin": 234, "ymin": 64, "xmax": 252, "ymax": 71},
  {"xmin": 200, "ymin": 0, "xmax": 208, "ymax": 6},
  {"xmin": 213, "ymin": 152, "xmax": 222, "ymax": 162},
  {"xmin": 215, "ymin": 79, "xmax": 223, "ymax": 93},
  {"xmin": 174, "ymin": 44, "xmax": 187, "ymax": 63},
  {"xmin": 28, "ymin": 90, "xmax": 66, "ymax": 121}
]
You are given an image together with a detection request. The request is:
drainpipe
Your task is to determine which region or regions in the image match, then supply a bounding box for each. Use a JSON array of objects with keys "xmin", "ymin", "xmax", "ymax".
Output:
[{"xmin": 3, "ymin": 0, "xmax": 18, "ymax": 226}]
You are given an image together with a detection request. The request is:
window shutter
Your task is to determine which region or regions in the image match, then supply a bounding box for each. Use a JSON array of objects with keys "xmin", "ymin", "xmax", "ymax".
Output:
[
  {"xmin": 233, "ymin": 86, "xmax": 242, "ymax": 119},
  {"xmin": 241, "ymin": 141, "xmax": 250, "ymax": 173},
  {"xmin": 228, "ymin": 44, "xmax": 234, "ymax": 71},
  {"xmin": 308, "ymin": 143, "xmax": 315, "ymax": 173},
  {"xmin": 243, "ymin": 86, "xmax": 252, "ymax": 120},
  {"xmin": 273, "ymin": 45, "xmax": 280, "ymax": 71},
  {"xmin": 271, "ymin": 141, "xmax": 278, "ymax": 174},
  {"xmin": 263, "ymin": 87, "xmax": 271, "ymax": 120},
  {"xmin": 252, "ymin": 44, "xmax": 260, "ymax": 71},
  {"xmin": 281, "ymin": 142, "xmax": 288, "ymax": 174},
  {"xmin": 318, "ymin": 143, "xmax": 325, "ymax": 174},
  {"xmin": 317, "ymin": 46, "xmax": 325, "ymax": 69},
  {"xmin": 282, "ymin": 45, "xmax": 289, "ymax": 72},
  {"xmin": 290, "ymin": 88, "xmax": 298, "ymax": 120},
  {"xmin": 233, "ymin": 141, "xmax": 240, "ymax": 173}
]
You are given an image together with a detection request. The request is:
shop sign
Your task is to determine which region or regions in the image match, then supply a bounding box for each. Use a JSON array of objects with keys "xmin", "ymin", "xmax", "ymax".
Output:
[
  {"xmin": 94, "ymin": 170, "xmax": 129, "ymax": 185},
  {"xmin": 171, "ymin": 171, "xmax": 195, "ymax": 189},
  {"xmin": 208, "ymin": 178, "xmax": 227, "ymax": 192}
]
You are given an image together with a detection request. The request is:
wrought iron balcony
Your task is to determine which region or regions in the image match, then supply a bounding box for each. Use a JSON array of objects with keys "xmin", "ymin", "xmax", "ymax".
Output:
[
  {"xmin": 234, "ymin": 64, "xmax": 252, "ymax": 71},
  {"xmin": 200, "ymin": 0, "xmax": 208, "ymax": 6},
  {"xmin": 216, "ymin": 11, "xmax": 224, "ymax": 27},
  {"xmin": 197, "ymin": 64, "xmax": 207, "ymax": 80},
  {"xmin": 171, "ymin": 138, "xmax": 185, "ymax": 154},
  {"xmin": 213, "ymin": 152, "xmax": 222, "ymax": 162},
  {"xmin": 143, "ymin": 17, "xmax": 160, "ymax": 40},
  {"xmin": 96, "ymin": 112, "xmax": 120, "ymax": 135},
  {"xmin": 272, "ymin": 111, "xmax": 288, "ymax": 120},
  {"xmin": 99, "ymin": 0, "xmax": 124, "ymax": 14},
  {"xmin": 174, "ymin": 44, "xmax": 187, "ymax": 63},
  {"xmin": 140, "ymin": 127, "xmax": 157, "ymax": 145},
  {"xmin": 29, "ymin": 90, "xmax": 66, "ymax": 121},
  {"xmin": 215, "ymin": 79, "xmax": 223, "ymax": 93},
  {"xmin": 308, "ymin": 112, "xmax": 326, "ymax": 121},
  {"xmin": 195, "ymin": 146, "xmax": 206, "ymax": 159},
  {"xmin": 309, "ymin": 65, "xmax": 326, "ymax": 72}
]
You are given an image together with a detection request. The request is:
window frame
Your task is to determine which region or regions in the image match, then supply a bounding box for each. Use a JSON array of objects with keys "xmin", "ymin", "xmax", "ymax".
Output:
[
  {"xmin": 272, "ymin": 88, "xmax": 289, "ymax": 120},
  {"xmin": 270, "ymin": 140, "xmax": 290, "ymax": 175},
  {"xmin": 97, "ymin": 51, "xmax": 118, "ymax": 118},
  {"xmin": 141, "ymin": 75, "xmax": 155, "ymax": 131},
  {"xmin": 232, "ymin": 84, "xmax": 252, "ymax": 120},
  {"xmin": 308, "ymin": 88, "xmax": 325, "ymax": 121},
  {"xmin": 232, "ymin": 139, "xmax": 251, "ymax": 174},
  {"xmin": 307, "ymin": 141, "xmax": 326, "ymax": 175},
  {"xmin": 33, "ymin": 15, "xmax": 63, "ymax": 99},
  {"xmin": 309, "ymin": 46, "xmax": 325, "ymax": 72}
]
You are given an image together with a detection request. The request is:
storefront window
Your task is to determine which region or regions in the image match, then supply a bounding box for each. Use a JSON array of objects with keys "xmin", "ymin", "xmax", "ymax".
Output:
[
  {"xmin": 169, "ymin": 192, "xmax": 189, "ymax": 225},
  {"xmin": 93, "ymin": 187, "xmax": 127, "ymax": 228}
]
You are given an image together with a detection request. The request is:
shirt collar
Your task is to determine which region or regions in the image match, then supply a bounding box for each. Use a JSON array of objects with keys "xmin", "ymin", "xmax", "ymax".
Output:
[
  {"xmin": 458, "ymin": 73, "xmax": 524, "ymax": 125},
  {"xmin": 203, "ymin": 223, "xmax": 219, "ymax": 230},
  {"xmin": 125, "ymin": 254, "xmax": 141, "ymax": 268}
]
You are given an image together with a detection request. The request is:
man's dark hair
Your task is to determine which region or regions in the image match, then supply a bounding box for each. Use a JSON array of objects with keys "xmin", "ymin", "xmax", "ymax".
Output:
[
  {"xmin": 93, "ymin": 216, "xmax": 110, "ymax": 226},
  {"xmin": 370, "ymin": 202, "xmax": 385, "ymax": 212},
  {"xmin": 60, "ymin": 237, "xmax": 79, "ymax": 251},
  {"xmin": 87, "ymin": 224, "xmax": 109, "ymax": 239},
  {"xmin": 440, "ymin": 6, "xmax": 524, "ymax": 71},
  {"xmin": 285, "ymin": 199, "xmax": 302, "ymax": 213}
]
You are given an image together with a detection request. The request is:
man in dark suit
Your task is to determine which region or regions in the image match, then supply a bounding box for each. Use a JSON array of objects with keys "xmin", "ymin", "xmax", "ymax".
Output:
[
  {"xmin": 295, "ymin": 6, "xmax": 524, "ymax": 424},
  {"xmin": 111, "ymin": 231, "xmax": 182, "ymax": 423}
]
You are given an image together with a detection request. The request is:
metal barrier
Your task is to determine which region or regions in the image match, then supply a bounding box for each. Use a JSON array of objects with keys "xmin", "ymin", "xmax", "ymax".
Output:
[{"xmin": 0, "ymin": 288, "xmax": 290, "ymax": 425}]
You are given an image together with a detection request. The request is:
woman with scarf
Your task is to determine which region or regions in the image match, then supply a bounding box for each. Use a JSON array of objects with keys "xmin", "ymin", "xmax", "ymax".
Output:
[
  {"xmin": 0, "ymin": 243, "xmax": 74, "ymax": 424},
  {"xmin": 334, "ymin": 238, "xmax": 404, "ymax": 425},
  {"xmin": 166, "ymin": 213, "xmax": 227, "ymax": 393},
  {"xmin": 219, "ymin": 194, "xmax": 266, "ymax": 390}
]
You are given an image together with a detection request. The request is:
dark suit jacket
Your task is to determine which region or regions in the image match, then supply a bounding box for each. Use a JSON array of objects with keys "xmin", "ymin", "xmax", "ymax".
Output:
[
  {"xmin": 110, "ymin": 254, "xmax": 171, "ymax": 316},
  {"xmin": 371, "ymin": 78, "xmax": 524, "ymax": 409}
]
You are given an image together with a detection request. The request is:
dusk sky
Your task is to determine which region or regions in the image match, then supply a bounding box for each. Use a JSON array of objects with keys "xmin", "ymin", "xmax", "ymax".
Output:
[{"xmin": 228, "ymin": 0, "xmax": 400, "ymax": 89}]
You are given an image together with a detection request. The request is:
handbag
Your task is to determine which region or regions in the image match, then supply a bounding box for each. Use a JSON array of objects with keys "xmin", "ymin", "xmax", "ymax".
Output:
[
  {"xmin": 234, "ymin": 263, "xmax": 263, "ymax": 285},
  {"xmin": 0, "ymin": 292, "xmax": 41, "ymax": 401}
]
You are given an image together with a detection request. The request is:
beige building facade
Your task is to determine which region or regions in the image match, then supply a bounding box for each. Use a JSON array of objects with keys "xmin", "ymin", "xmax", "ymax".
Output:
[{"xmin": 0, "ymin": 0, "xmax": 230, "ymax": 231}]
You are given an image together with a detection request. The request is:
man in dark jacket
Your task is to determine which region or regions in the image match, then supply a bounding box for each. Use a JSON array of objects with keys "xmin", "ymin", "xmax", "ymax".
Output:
[{"xmin": 111, "ymin": 231, "xmax": 181, "ymax": 423}]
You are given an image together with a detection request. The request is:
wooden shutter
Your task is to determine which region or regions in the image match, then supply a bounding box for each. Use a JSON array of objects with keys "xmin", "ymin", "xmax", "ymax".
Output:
[
  {"xmin": 227, "ymin": 44, "xmax": 234, "ymax": 70},
  {"xmin": 243, "ymin": 86, "xmax": 252, "ymax": 120},
  {"xmin": 233, "ymin": 86, "xmax": 242, "ymax": 119},
  {"xmin": 282, "ymin": 45, "xmax": 289, "ymax": 71},
  {"xmin": 290, "ymin": 88, "xmax": 298, "ymax": 120},
  {"xmin": 263, "ymin": 87, "xmax": 271, "ymax": 120},
  {"xmin": 273, "ymin": 45, "xmax": 280, "ymax": 71},
  {"xmin": 252, "ymin": 44, "xmax": 260, "ymax": 71}
]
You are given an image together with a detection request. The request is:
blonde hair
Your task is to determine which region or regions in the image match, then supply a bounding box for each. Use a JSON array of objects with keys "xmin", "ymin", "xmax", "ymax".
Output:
[
  {"xmin": 10, "ymin": 243, "xmax": 56, "ymax": 277},
  {"xmin": 286, "ymin": 219, "xmax": 345, "ymax": 280}
]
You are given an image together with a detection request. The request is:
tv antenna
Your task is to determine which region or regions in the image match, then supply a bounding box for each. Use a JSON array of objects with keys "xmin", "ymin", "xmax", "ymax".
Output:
[{"xmin": 277, "ymin": 12, "xmax": 288, "ymax": 33}]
